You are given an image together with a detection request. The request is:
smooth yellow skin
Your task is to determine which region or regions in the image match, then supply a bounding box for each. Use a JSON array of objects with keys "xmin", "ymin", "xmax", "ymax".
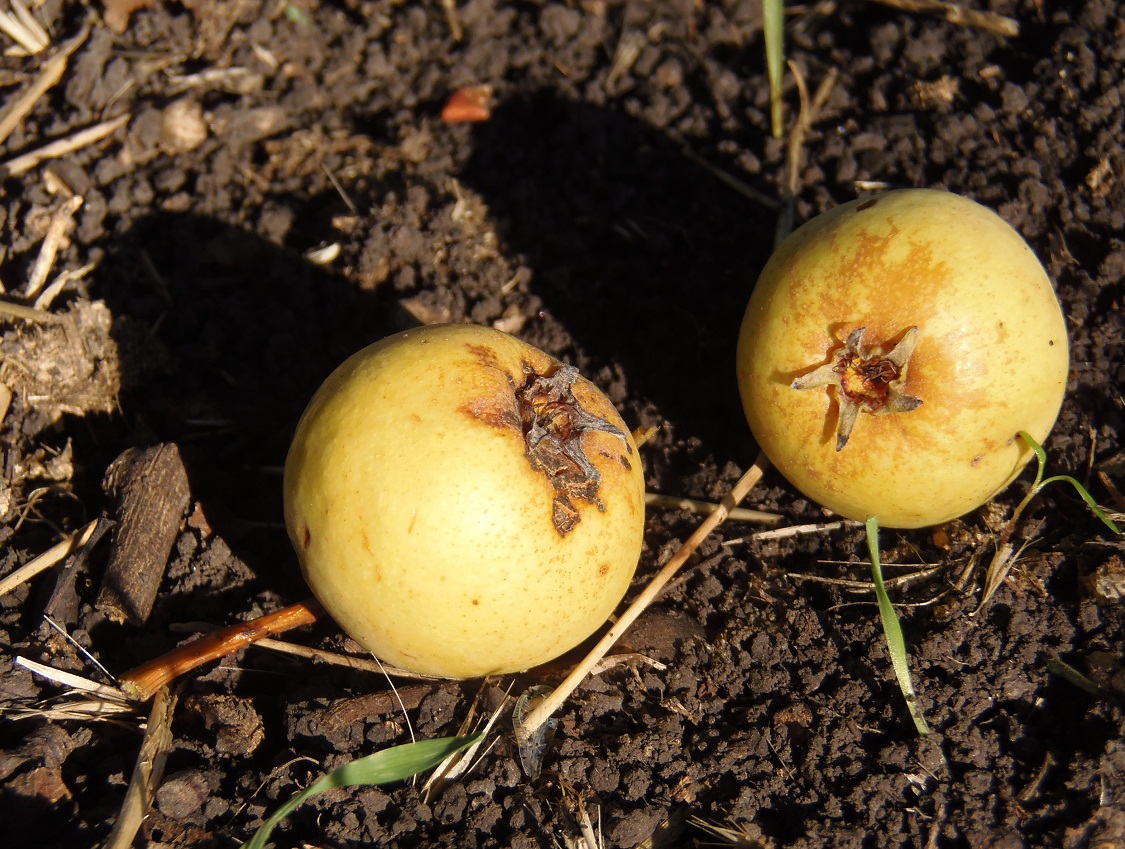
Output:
[
  {"xmin": 736, "ymin": 189, "xmax": 1069, "ymax": 528},
  {"xmin": 284, "ymin": 324, "xmax": 645, "ymax": 678}
]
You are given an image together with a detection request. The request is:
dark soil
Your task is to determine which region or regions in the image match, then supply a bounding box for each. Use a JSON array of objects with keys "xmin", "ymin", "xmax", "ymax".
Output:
[{"xmin": 2, "ymin": 1, "xmax": 1124, "ymax": 847}]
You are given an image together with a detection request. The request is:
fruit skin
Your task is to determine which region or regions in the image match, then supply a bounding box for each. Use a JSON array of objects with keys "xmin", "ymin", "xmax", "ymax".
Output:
[
  {"xmin": 284, "ymin": 324, "xmax": 645, "ymax": 678},
  {"xmin": 736, "ymin": 189, "xmax": 1069, "ymax": 529}
]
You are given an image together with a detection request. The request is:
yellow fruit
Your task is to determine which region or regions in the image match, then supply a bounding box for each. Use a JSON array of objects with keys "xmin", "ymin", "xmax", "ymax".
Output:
[
  {"xmin": 736, "ymin": 189, "xmax": 1069, "ymax": 528},
  {"xmin": 284, "ymin": 324, "xmax": 645, "ymax": 678}
]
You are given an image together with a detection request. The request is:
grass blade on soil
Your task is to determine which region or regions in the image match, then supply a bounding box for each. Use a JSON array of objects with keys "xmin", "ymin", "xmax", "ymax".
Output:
[
  {"xmin": 241, "ymin": 735, "xmax": 483, "ymax": 849},
  {"xmin": 866, "ymin": 516, "xmax": 930, "ymax": 736}
]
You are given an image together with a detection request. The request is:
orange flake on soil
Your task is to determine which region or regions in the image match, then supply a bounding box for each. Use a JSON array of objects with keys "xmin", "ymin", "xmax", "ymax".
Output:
[{"xmin": 441, "ymin": 86, "xmax": 493, "ymax": 123}]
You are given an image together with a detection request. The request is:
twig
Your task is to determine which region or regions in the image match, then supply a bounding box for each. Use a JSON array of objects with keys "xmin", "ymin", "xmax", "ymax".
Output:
[
  {"xmin": 440, "ymin": 0, "xmax": 463, "ymax": 41},
  {"xmin": 14, "ymin": 655, "xmax": 127, "ymax": 701},
  {"xmin": 104, "ymin": 685, "xmax": 178, "ymax": 849},
  {"xmin": 514, "ymin": 453, "xmax": 769, "ymax": 746},
  {"xmin": 726, "ymin": 518, "xmax": 859, "ymax": 544},
  {"xmin": 0, "ymin": 28, "xmax": 86, "ymax": 147},
  {"xmin": 0, "ymin": 0, "xmax": 50, "ymax": 55},
  {"xmin": 23, "ymin": 195, "xmax": 84, "ymax": 299},
  {"xmin": 679, "ymin": 143, "xmax": 780, "ymax": 209},
  {"xmin": 868, "ymin": 0, "xmax": 1019, "ymax": 37},
  {"xmin": 0, "ymin": 519, "xmax": 99, "ymax": 597},
  {"xmin": 252, "ymin": 637, "xmax": 437, "ymax": 680},
  {"xmin": 1, "ymin": 114, "xmax": 130, "ymax": 177},
  {"xmin": 33, "ymin": 262, "xmax": 96, "ymax": 311},
  {"xmin": 1098, "ymin": 470, "xmax": 1125, "ymax": 512},
  {"xmin": 645, "ymin": 492, "xmax": 781, "ymax": 524},
  {"xmin": 118, "ymin": 599, "xmax": 323, "ymax": 701},
  {"xmin": 787, "ymin": 561, "xmax": 946, "ymax": 591},
  {"xmin": 777, "ymin": 62, "xmax": 838, "ymax": 245}
]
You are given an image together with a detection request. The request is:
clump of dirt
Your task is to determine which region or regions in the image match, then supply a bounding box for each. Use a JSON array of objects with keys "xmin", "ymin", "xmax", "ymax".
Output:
[{"xmin": 1, "ymin": 1, "xmax": 1123, "ymax": 848}]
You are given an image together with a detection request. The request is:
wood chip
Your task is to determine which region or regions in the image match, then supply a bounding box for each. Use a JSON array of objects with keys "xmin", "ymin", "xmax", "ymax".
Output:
[{"xmin": 96, "ymin": 444, "xmax": 191, "ymax": 626}]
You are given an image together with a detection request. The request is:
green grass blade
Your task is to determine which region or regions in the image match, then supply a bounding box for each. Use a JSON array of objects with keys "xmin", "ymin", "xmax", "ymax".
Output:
[
  {"xmin": 1018, "ymin": 431, "xmax": 1121, "ymax": 534},
  {"xmin": 1039, "ymin": 474, "xmax": 1122, "ymax": 534},
  {"xmin": 1017, "ymin": 430, "xmax": 1047, "ymax": 491},
  {"xmin": 241, "ymin": 735, "xmax": 483, "ymax": 849},
  {"xmin": 763, "ymin": 0, "xmax": 784, "ymax": 138},
  {"xmin": 866, "ymin": 516, "xmax": 930, "ymax": 736}
]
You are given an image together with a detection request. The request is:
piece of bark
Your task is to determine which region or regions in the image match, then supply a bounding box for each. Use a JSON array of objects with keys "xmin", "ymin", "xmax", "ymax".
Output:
[
  {"xmin": 96, "ymin": 444, "xmax": 190, "ymax": 625},
  {"xmin": 42, "ymin": 516, "xmax": 114, "ymax": 627}
]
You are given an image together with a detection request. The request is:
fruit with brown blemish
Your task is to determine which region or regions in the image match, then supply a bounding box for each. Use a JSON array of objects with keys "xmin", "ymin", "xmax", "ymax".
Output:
[
  {"xmin": 735, "ymin": 188, "xmax": 1069, "ymax": 528},
  {"xmin": 283, "ymin": 324, "xmax": 645, "ymax": 678}
]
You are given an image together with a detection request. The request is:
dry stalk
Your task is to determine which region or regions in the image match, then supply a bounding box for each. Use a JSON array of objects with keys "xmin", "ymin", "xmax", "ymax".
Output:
[
  {"xmin": 103, "ymin": 685, "xmax": 178, "ymax": 849},
  {"xmin": 645, "ymin": 491, "xmax": 781, "ymax": 524},
  {"xmin": 0, "ymin": 28, "xmax": 86, "ymax": 146},
  {"xmin": 0, "ymin": 0, "xmax": 50, "ymax": 55},
  {"xmin": 252, "ymin": 636, "xmax": 436, "ymax": 680},
  {"xmin": 726, "ymin": 518, "xmax": 859, "ymax": 544},
  {"xmin": 440, "ymin": 0, "xmax": 463, "ymax": 41},
  {"xmin": 118, "ymin": 599, "xmax": 323, "ymax": 701},
  {"xmin": 777, "ymin": 62, "xmax": 838, "ymax": 245},
  {"xmin": 24, "ymin": 195, "xmax": 84, "ymax": 299},
  {"xmin": 868, "ymin": 0, "xmax": 1019, "ymax": 36},
  {"xmin": 514, "ymin": 453, "xmax": 769, "ymax": 746},
  {"xmin": 1, "ymin": 114, "xmax": 130, "ymax": 177},
  {"xmin": 0, "ymin": 518, "xmax": 99, "ymax": 597}
]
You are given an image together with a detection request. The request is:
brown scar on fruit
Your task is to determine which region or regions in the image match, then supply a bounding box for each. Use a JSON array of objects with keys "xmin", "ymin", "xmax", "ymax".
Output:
[
  {"xmin": 792, "ymin": 326, "xmax": 922, "ymax": 451},
  {"xmin": 461, "ymin": 348, "xmax": 632, "ymax": 537}
]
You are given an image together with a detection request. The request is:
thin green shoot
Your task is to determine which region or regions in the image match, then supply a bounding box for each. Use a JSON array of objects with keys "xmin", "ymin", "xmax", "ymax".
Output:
[
  {"xmin": 240, "ymin": 735, "xmax": 483, "ymax": 849},
  {"xmin": 1017, "ymin": 431, "xmax": 1120, "ymax": 535},
  {"xmin": 866, "ymin": 516, "xmax": 930, "ymax": 736},
  {"xmin": 763, "ymin": 0, "xmax": 784, "ymax": 138},
  {"xmin": 977, "ymin": 432, "xmax": 1121, "ymax": 612}
]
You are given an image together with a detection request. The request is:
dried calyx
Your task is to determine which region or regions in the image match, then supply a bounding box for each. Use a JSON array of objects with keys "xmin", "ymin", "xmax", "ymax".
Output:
[
  {"xmin": 792, "ymin": 326, "xmax": 922, "ymax": 451},
  {"xmin": 515, "ymin": 363, "xmax": 633, "ymax": 536}
]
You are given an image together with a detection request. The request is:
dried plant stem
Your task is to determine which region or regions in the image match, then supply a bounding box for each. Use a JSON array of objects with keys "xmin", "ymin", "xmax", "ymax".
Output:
[
  {"xmin": 0, "ymin": 518, "xmax": 98, "ymax": 597},
  {"xmin": 1, "ymin": 114, "xmax": 129, "ymax": 177},
  {"xmin": 0, "ymin": 28, "xmax": 86, "ymax": 146},
  {"xmin": 24, "ymin": 195, "xmax": 84, "ymax": 299},
  {"xmin": 514, "ymin": 453, "xmax": 769, "ymax": 746},
  {"xmin": 776, "ymin": 62, "xmax": 838, "ymax": 246},
  {"xmin": 645, "ymin": 492, "xmax": 781, "ymax": 525},
  {"xmin": 119, "ymin": 599, "xmax": 323, "ymax": 701},
  {"xmin": 104, "ymin": 685, "xmax": 177, "ymax": 849},
  {"xmin": 253, "ymin": 637, "xmax": 436, "ymax": 680},
  {"xmin": 869, "ymin": 0, "xmax": 1019, "ymax": 36}
]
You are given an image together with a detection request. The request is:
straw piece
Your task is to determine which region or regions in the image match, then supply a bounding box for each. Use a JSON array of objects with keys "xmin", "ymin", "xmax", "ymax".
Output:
[
  {"xmin": 0, "ymin": 519, "xmax": 98, "ymax": 598},
  {"xmin": 104, "ymin": 685, "xmax": 178, "ymax": 849},
  {"xmin": 515, "ymin": 453, "xmax": 769, "ymax": 744},
  {"xmin": 1, "ymin": 114, "xmax": 129, "ymax": 177},
  {"xmin": 0, "ymin": 28, "xmax": 87, "ymax": 147},
  {"xmin": 118, "ymin": 599, "xmax": 323, "ymax": 701}
]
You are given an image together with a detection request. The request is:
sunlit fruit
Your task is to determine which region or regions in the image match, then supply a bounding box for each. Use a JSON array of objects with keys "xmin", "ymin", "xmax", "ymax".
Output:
[
  {"xmin": 736, "ymin": 188, "xmax": 1069, "ymax": 528},
  {"xmin": 284, "ymin": 324, "xmax": 645, "ymax": 678}
]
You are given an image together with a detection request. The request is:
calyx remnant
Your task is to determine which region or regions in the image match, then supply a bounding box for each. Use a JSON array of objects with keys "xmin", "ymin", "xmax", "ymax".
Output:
[
  {"xmin": 792, "ymin": 326, "xmax": 922, "ymax": 451},
  {"xmin": 515, "ymin": 363, "xmax": 632, "ymax": 536}
]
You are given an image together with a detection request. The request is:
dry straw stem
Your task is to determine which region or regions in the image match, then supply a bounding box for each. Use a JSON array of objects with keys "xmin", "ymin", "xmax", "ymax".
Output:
[
  {"xmin": 776, "ymin": 63, "xmax": 838, "ymax": 247},
  {"xmin": 0, "ymin": 0, "xmax": 50, "ymax": 55},
  {"xmin": 869, "ymin": 0, "xmax": 1019, "ymax": 37},
  {"xmin": 644, "ymin": 491, "xmax": 781, "ymax": 525},
  {"xmin": 726, "ymin": 518, "xmax": 860, "ymax": 544},
  {"xmin": 0, "ymin": 28, "xmax": 87, "ymax": 147},
  {"xmin": 514, "ymin": 453, "xmax": 770, "ymax": 746},
  {"xmin": 0, "ymin": 518, "xmax": 98, "ymax": 597},
  {"xmin": 24, "ymin": 195, "xmax": 84, "ymax": 299},
  {"xmin": 253, "ymin": 636, "xmax": 436, "ymax": 680},
  {"xmin": 1, "ymin": 113, "xmax": 130, "ymax": 177},
  {"xmin": 104, "ymin": 685, "xmax": 178, "ymax": 849},
  {"xmin": 119, "ymin": 599, "xmax": 323, "ymax": 701}
]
